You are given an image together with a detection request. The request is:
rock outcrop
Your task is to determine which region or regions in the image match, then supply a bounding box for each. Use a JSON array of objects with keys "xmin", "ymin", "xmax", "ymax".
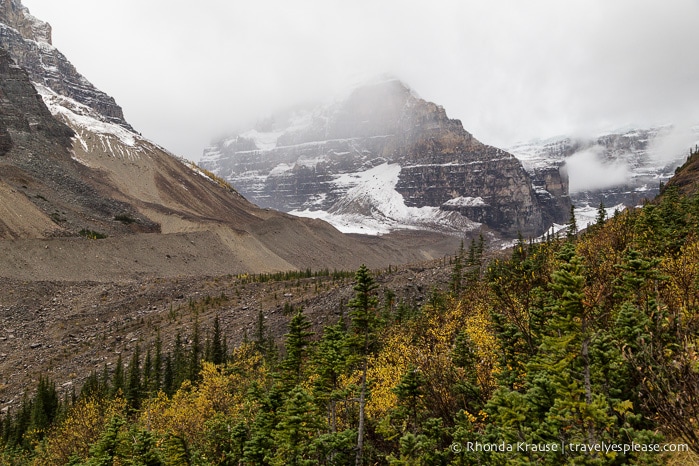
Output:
[
  {"xmin": 0, "ymin": 48, "xmax": 73, "ymax": 143},
  {"xmin": 0, "ymin": 0, "xmax": 132, "ymax": 129},
  {"xmin": 202, "ymin": 79, "xmax": 568, "ymax": 237},
  {"xmin": 0, "ymin": 47, "xmax": 159, "ymax": 238}
]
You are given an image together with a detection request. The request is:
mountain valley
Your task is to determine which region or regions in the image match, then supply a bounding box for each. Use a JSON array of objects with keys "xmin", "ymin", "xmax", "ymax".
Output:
[
  {"xmin": 0, "ymin": 0, "xmax": 464, "ymax": 410},
  {"xmin": 2, "ymin": 1, "xmax": 699, "ymax": 463}
]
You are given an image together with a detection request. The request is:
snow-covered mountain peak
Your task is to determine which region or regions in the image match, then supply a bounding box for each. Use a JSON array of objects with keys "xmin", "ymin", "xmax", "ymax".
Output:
[{"xmin": 202, "ymin": 80, "xmax": 568, "ymax": 238}]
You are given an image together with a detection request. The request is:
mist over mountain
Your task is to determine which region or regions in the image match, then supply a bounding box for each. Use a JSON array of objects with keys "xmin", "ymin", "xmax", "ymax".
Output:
[
  {"xmin": 508, "ymin": 125, "xmax": 699, "ymax": 211},
  {"xmin": 201, "ymin": 79, "xmax": 571, "ymax": 238}
]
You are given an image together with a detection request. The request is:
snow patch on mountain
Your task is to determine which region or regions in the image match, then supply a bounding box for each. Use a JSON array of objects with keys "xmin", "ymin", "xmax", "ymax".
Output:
[
  {"xmin": 538, "ymin": 203, "xmax": 626, "ymax": 242},
  {"xmin": 443, "ymin": 196, "xmax": 487, "ymax": 207},
  {"xmin": 290, "ymin": 163, "xmax": 480, "ymax": 235},
  {"xmin": 36, "ymin": 83, "xmax": 138, "ymax": 149},
  {"xmin": 236, "ymin": 129, "xmax": 284, "ymax": 151}
]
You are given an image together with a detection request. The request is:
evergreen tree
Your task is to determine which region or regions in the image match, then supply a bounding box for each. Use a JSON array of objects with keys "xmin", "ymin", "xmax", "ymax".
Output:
[
  {"xmin": 125, "ymin": 344, "xmax": 142, "ymax": 411},
  {"xmin": 211, "ymin": 315, "xmax": 225, "ymax": 365},
  {"xmin": 392, "ymin": 365, "xmax": 426, "ymax": 434},
  {"xmin": 188, "ymin": 315, "xmax": 202, "ymax": 382},
  {"xmin": 595, "ymin": 200, "xmax": 607, "ymax": 227},
  {"xmin": 101, "ymin": 363, "xmax": 111, "ymax": 398},
  {"xmin": 80, "ymin": 371, "xmax": 101, "ymax": 400},
  {"xmin": 86, "ymin": 415, "xmax": 125, "ymax": 466},
  {"xmin": 243, "ymin": 385, "xmax": 285, "ymax": 466},
  {"xmin": 312, "ymin": 321, "xmax": 351, "ymax": 434},
  {"xmin": 172, "ymin": 331, "xmax": 186, "ymax": 390},
  {"xmin": 451, "ymin": 331, "xmax": 483, "ymax": 413},
  {"xmin": 567, "ymin": 204, "xmax": 577, "ymax": 239},
  {"xmin": 111, "ymin": 354, "xmax": 125, "ymax": 398},
  {"xmin": 280, "ymin": 309, "xmax": 314, "ymax": 388},
  {"xmin": 143, "ymin": 347, "xmax": 153, "ymax": 396},
  {"xmin": 272, "ymin": 386, "xmax": 322, "ymax": 466},
  {"xmin": 29, "ymin": 376, "xmax": 59, "ymax": 437},
  {"xmin": 253, "ymin": 310, "xmax": 276, "ymax": 362},
  {"xmin": 127, "ymin": 427, "xmax": 163, "ymax": 466},
  {"xmin": 153, "ymin": 330, "xmax": 163, "ymax": 393},
  {"xmin": 162, "ymin": 354, "xmax": 174, "ymax": 397},
  {"xmin": 449, "ymin": 241, "xmax": 465, "ymax": 295},
  {"xmin": 348, "ymin": 264, "xmax": 379, "ymax": 466}
]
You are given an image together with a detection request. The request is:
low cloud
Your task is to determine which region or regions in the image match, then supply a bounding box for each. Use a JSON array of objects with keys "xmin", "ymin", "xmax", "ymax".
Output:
[
  {"xmin": 20, "ymin": 0, "xmax": 699, "ymax": 161},
  {"xmin": 647, "ymin": 125, "xmax": 699, "ymax": 167},
  {"xmin": 563, "ymin": 146, "xmax": 630, "ymax": 193}
]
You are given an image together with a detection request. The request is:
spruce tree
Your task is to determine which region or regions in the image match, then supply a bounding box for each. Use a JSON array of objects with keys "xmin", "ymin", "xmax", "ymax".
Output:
[
  {"xmin": 188, "ymin": 315, "xmax": 202, "ymax": 382},
  {"xmin": 243, "ymin": 385, "xmax": 284, "ymax": 465},
  {"xmin": 163, "ymin": 355, "xmax": 174, "ymax": 396},
  {"xmin": 312, "ymin": 321, "xmax": 350, "ymax": 434},
  {"xmin": 153, "ymin": 330, "xmax": 163, "ymax": 393},
  {"xmin": 567, "ymin": 204, "xmax": 577, "ymax": 239},
  {"xmin": 29, "ymin": 376, "xmax": 59, "ymax": 436},
  {"xmin": 449, "ymin": 240, "xmax": 465, "ymax": 295},
  {"xmin": 143, "ymin": 348, "xmax": 153, "ymax": 396},
  {"xmin": 348, "ymin": 264, "xmax": 379, "ymax": 466},
  {"xmin": 452, "ymin": 331, "xmax": 482, "ymax": 412},
  {"xmin": 172, "ymin": 331, "xmax": 186, "ymax": 389},
  {"xmin": 211, "ymin": 315, "xmax": 225, "ymax": 365},
  {"xmin": 253, "ymin": 310, "xmax": 276, "ymax": 361},
  {"xmin": 111, "ymin": 354, "xmax": 125, "ymax": 397},
  {"xmin": 595, "ymin": 200, "xmax": 607, "ymax": 227},
  {"xmin": 280, "ymin": 309, "xmax": 314, "ymax": 388},
  {"xmin": 392, "ymin": 365, "xmax": 426, "ymax": 434},
  {"xmin": 272, "ymin": 386, "xmax": 322, "ymax": 466},
  {"xmin": 126, "ymin": 344, "xmax": 142, "ymax": 411},
  {"xmin": 87, "ymin": 415, "xmax": 125, "ymax": 465}
]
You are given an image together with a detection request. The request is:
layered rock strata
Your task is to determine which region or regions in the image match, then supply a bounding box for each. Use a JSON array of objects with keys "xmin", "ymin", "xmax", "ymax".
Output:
[
  {"xmin": 203, "ymin": 79, "xmax": 569, "ymax": 237},
  {"xmin": 0, "ymin": 0, "xmax": 132, "ymax": 129}
]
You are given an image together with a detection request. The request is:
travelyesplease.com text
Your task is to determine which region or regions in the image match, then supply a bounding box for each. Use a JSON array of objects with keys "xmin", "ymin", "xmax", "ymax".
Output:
[{"xmin": 450, "ymin": 441, "xmax": 689, "ymax": 455}]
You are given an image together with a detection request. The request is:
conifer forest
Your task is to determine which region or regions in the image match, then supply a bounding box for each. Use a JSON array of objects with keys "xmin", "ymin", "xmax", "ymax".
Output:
[{"xmin": 3, "ymin": 186, "xmax": 699, "ymax": 464}]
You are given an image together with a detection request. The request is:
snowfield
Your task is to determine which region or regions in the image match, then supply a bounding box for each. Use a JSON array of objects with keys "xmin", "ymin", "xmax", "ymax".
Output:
[{"xmin": 290, "ymin": 163, "xmax": 480, "ymax": 235}]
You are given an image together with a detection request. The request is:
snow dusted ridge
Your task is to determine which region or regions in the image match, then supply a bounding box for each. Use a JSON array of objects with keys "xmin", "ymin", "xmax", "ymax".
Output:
[
  {"xmin": 508, "ymin": 125, "xmax": 699, "ymax": 226},
  {"xmin": 35, "ymin": 83, "xmax": 147, "ymax": 163},
  {"xmin": 35, "ymin": 82, "xmax": 238, "ymax": 193},
  {"xmin": 37, "ymin": 84, "xmax": 136, "ymax": 146},
  {"xmin": 509, "ymin": 126, "xmax": 699, "ymax": 197},
  {"xmin": 290, "ymin": 163, "xmax": 480, "ymax": 235}
]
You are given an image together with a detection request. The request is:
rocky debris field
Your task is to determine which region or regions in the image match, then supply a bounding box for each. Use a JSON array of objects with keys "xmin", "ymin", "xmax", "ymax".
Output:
[{"xmin": 0, "ymin": 258, "xmax": 454, "ymax": 413}]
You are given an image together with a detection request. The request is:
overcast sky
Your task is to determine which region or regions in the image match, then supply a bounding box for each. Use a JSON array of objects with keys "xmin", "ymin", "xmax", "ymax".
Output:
[{"xmin": 21, "ymin": 0, "xmax": 699, "ymax": 162}]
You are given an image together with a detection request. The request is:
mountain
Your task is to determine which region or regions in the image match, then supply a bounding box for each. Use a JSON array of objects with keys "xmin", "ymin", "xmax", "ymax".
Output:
[
  {"xmin": 201, "ymin": 79, "xmax": 571, "ymax": 238},
  {"xmin": 0, "ymin": 1, "xmax": 460, "ymax": 280},
  {"xmin": 508, "ymin": 126, "xmax": 699, "ymax": 211},
  {"xmin": 0, "ymin": 0, "xmax": 130, "ymax": 129}
]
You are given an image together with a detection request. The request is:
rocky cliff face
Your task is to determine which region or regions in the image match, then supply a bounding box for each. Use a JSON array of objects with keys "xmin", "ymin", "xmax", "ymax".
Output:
[
  {"xmin": 0, "ymin": 48, "xmax": 73, "ymax": 143},
  {"xmin": 508, "ymin": 126, "xmax": 699, "ymax": 210},
  {"xmin": 0, "ymin": 0, "xmax": 132, "ymax": 129},
  {"xmin": 0, "ymin": 47, "xmax": 160, "ymax": 238},
  {"xmin": 202, "ymin": 79, "xmax": 568, "ymax": 237}
]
